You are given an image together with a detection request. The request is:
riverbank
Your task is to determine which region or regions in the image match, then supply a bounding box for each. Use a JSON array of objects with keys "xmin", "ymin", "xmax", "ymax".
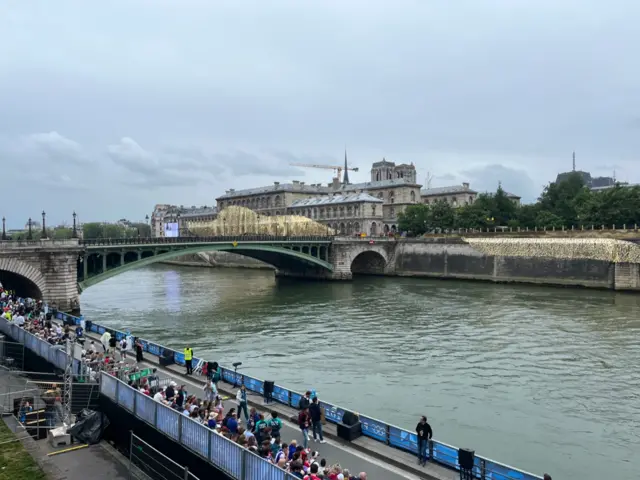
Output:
[
  {"xmin": 0, "ymin": 420, "xmax": 47, "ymax": 480},
  {"xmin": 162, "ymin": 251, "xmax": 272, "ymax": 269}
]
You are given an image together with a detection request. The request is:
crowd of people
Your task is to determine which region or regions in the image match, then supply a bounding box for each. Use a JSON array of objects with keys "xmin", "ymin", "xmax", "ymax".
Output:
[{"xmin": 131, "ymin": 371, "xmax": 368, "ymax": 480}]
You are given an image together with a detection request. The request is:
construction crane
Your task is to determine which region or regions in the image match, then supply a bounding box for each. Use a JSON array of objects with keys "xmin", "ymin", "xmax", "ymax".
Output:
[{"xmin": 290, "ymin": 163, "xmax": 359, "ymax": 180}]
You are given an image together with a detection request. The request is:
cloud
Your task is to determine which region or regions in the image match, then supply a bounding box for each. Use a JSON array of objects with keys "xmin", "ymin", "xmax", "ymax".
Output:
[
  {"xmin": 0, "ymin": 1, "xmax": 639, "ymax": 222},
  {"xmin": 460, "ymin": 164, "xmax": 540, "ymax": 202},
  {"xmin": 25, "ymin": 131, "xmax": 88, "ymax": 164}
]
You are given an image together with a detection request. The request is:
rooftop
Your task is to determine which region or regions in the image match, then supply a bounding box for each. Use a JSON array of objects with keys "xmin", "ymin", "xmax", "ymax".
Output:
[
  {"xmin": 421, "ymin": 184, "xmax": 477, "ymax": 196},
  {"xmin": 216, "ymin": 182, "xmax": 330, "ymax": 199},
  {"xmin": 180, "ymin": 206, "xmax": 218, "ymax": 218},
  {"xmin": 341, "ymin": 178, "xmax": 421, "ymax": 191},
  {"xmin": 290, "ymin": 193, "xmax": 383, "ymax": 207}
]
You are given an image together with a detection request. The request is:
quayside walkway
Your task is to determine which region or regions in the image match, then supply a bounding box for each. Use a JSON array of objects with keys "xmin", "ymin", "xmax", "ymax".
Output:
[
  {"xmin": 63, "ymin": 313, "xmax": 542, "ymax": 480},
  {"xmin": 3, "ymin": 308, "xmax": 543, "ymax": 480}
]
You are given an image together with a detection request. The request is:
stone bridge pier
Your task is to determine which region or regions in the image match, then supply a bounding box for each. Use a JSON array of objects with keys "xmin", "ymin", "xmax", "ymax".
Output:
[
  {"xmin": 0, "ymin": 240, "xmax": 83, "ymax": 312},
  {"xmin": 275, "ymin": 238, "xmax": 398, "ymax": 280}
]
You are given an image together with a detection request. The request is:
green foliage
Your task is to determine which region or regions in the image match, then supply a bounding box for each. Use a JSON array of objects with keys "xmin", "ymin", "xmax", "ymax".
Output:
[
  {"xmin": 398, "ymin": 176, "xmax": 640, "ymax": 234},
  {"xmin": 82, "ymin": 222, "xmax": 147, "ymax": 239}
]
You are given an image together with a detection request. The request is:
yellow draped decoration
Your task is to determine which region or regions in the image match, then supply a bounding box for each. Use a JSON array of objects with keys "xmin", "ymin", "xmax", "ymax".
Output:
[{"xmin": 187, "ymin": 206, "xmax": 334, "ymax": 236}]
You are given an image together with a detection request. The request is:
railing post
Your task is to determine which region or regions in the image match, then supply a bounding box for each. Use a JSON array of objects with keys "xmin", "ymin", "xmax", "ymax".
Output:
[
  {"xmin": 429, "ymin": 439, "xmax": 433, "ymax": 459},
  {"xmin": 153, "ymin": 400, "xmax": 158, "ymax": 427},
  {"xmin": 115, "ymin": 377, "xmax": 120, "ymax": 404},
  {"xmin": 207, "ymin": 430, "xmax": 212, "ymax": 463},
  {"xmin": 240, "ymin": 448, "xmax": 246, "ymax": 480},
  {"xmin": 133, "ymin": 388, "xmax": 138, "ymax": 415},
  {"xmin": 288, "ymin": 390, "xmax": 292, "ymax": 407},
  {"xmin": 178, "ymin": 412, "xmax": 183, "ymax": 442},
  {"xmin": 385, "ymin": 424, "xmax": 390, "ymax": 445},
  {"xmin": 480, "ymin": 457, "xmax": 486, "ymax": 480}
]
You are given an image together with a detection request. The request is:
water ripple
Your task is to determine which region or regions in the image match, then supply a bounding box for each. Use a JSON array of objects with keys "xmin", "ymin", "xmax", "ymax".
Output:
[{"xmin": 82, "ymin": 265, "xmax": 640, "ymax": 480}]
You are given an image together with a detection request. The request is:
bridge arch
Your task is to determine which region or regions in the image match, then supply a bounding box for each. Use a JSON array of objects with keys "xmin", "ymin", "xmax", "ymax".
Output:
[
  {"xmin": 79, "ymin": 243, "xmax": 333, "ymax": 291},
  {"xmin": 0, "ymin": 257, "xmax": 47, "ymax": 298},
  {"xmin": 350, "ymin": 250, "xmax": 387, "ymax": 276}
]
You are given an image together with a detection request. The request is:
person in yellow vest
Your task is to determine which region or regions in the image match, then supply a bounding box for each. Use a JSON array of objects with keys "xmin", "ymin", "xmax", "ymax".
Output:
[{"xmin": 184, "ymin": 346, "xmax": 193, "ymax": 375}]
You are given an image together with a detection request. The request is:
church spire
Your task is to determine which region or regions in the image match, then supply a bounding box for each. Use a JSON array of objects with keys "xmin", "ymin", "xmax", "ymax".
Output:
[{"xmin": 343, "ymin": 148, "xmax": 350, "ymax": 185}]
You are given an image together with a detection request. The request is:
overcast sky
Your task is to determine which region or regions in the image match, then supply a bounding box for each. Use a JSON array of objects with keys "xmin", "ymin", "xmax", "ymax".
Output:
[{"xmin": 1, "ymin": 0, "xmax": 638, "ymax": 227}]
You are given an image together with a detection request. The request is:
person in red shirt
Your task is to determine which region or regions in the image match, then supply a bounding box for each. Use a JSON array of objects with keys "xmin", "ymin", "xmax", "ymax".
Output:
[
  {"xmin": 303, "ymin": 463, "xmax": 321, "ymax": 480},
  {"xmin": 298, "ymin": 407, "xmax": 311, "ymax": 449}
]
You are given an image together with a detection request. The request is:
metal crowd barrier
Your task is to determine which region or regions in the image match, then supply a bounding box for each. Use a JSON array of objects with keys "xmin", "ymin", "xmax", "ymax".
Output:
[
  {"xmin": 101, "ymin": 372, "xmax": 298, "ymax": 480},
  {"xmin": 0, "ymin": 317, "xmax": 81, "ymax": 374},
  {"xmin": 51, "ymin": 312, "xmax": 542, "ymax": 480}
]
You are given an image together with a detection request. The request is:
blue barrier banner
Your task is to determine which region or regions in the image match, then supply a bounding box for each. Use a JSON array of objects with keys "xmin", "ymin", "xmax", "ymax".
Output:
[
  {"xmin": 290, "ymin": 391, "xmax": 302, "ymax": 409},
  {"xmin": 90, "ymin": 324, "xmax": 98, "ymax": 333},
  {"xmin": 174, "ymin": 351, "xmax": 185, "ymax": 366},
  {"xmin": 360, "ymin": 415, "xmax": 387, "ymax": 443},
  {"xmin": 432, "ymin": 441, "xmax": 459, "ymax": 470},
  {"xmin": 484, "ymin": 460, "xmax": 530, "ymax": 480},
  {"xmin": 115, "ymin": 331, "xmax": 125, "ymax": 341},
  {"xmin": 243, "ymin": 375, "xmax": 264, "ymax": 395},
  {"xmin": 98, "ymin": 326, "xmax": 105, "ymax": 334},
  {"xmin": 145, "ymin": 342, "xmax": 162, "ymax": 357},
  {"xmin": 319, "ymin": 401, "xmax": 344, "ymax": 424},
  {"xmin": 180, "ymin": 416, "xmax": 209, "ymax": 459},
  {"xmin": 389, "ymin": 426, "xmax": 418, "ymax": 454},
  {"xmin": 272, "ymin": 385, "xmax": 289, "ymax": 405}
]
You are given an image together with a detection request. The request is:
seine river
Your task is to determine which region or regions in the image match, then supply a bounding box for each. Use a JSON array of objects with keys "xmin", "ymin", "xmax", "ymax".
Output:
[{"xmin": 82, "ymin": 264, "xmax": 640, "ymax": 480}]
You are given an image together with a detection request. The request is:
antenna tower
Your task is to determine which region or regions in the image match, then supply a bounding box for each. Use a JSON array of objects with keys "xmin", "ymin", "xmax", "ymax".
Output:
[{"xmin": 425, "ymin": 172, "xmax": 434, "ymax": 189}]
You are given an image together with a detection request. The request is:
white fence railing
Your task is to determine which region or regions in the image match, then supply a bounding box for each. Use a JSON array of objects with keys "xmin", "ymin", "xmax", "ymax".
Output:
[{"xmin": 100, "ymin": 372, "xmax": 298, "ymax": 480}]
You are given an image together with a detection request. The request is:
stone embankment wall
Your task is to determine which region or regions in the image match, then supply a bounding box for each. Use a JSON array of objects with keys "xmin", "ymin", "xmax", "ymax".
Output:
[
  {"xmin": 392, "ymin": 238, "xmax": 640, "ymax": 291},
  {"xmin": 162, "ymin": 252, "xmax": 272, "ymax": 270}
]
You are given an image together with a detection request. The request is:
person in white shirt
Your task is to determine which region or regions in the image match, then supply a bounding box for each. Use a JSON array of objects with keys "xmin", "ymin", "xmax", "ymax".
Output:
[
  {"xmin": 153, "ymin": 391, "xmax": 164, "ymax": 403},
  {"xmin": 14, "ymin": 314, "xmax": 25, "ymax": 327}
]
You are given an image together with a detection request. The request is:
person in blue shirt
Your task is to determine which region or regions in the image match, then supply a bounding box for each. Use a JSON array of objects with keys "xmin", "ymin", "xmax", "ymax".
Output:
[
  {"xmin": 226, "ymin": 412, "xmax": 238, "ymax": 434},
  {"xmin": 207, "ymin": 412, "xmax": 217, "ymax": 429}
]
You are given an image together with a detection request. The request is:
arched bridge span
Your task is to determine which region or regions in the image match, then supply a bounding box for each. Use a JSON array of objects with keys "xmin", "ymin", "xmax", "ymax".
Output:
[{"xmin": 77, "ymin": 236, "xmax": 334, "ymax": 291}]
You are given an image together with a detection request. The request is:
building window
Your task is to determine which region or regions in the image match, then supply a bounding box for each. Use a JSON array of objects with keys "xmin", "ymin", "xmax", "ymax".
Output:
[
  {"xmin": 469, "ymin": 196, "xmax": 473, "ymax": 204},
  {"xmin": 410, "ymin": 191, "xmax": 416, "ymax": 202},
  {"xmin": 390, "ymin": 207, "xmax": 395, "ymax": 217},
  {"xmin": 388, "ymin": 192, "xmax": 395, "ymax": 204},
  {"xmin": 347, "ymin": 206, "xmax": 353, "ymax": 217},
  {"xmin": 275, "ymin": 195, "xmax": 282, "ymax": 207},
  {"xmin": 372, "ymin": 205, "xmax": 376, "ymax": 215}
]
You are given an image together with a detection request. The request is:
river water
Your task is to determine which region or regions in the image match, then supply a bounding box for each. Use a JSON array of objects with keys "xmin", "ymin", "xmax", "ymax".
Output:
[{"xmin": 82, "ymin": 264, "xmax": 640, "ymax": 480}]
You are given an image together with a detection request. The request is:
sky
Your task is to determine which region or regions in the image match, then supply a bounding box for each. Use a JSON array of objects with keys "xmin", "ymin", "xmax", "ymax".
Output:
[{"xmin": 1, "ymin": 0, "xmax": 639, "ymax": 227}]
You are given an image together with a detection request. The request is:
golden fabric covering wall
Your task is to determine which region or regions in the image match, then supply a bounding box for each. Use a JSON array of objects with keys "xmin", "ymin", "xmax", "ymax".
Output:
[{"xmin": 187, "ymin": 206, "xmax": 334, "ymax": 236}]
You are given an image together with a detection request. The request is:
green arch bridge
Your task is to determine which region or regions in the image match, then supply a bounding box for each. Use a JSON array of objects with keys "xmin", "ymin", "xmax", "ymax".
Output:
[{"xmin": 77, "ymin": 235, "xmax": 335, "ymax": 291}]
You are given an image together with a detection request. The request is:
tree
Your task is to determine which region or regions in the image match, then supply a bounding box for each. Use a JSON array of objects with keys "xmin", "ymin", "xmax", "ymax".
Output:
[
  {"xmin": 535, "ymin": 211, "xmax": 564, "ymax": 229},
  {"xmin": 538, "ymin": 172, "xmax": 586, "ymax": 226},
  {"xmin": 398, "ymin": 204, "xmax": 431, "ymax": 235},
  {"xmin": 493, "ymin": 185, "xmax": 517, "ymax": 225},
  {"xmin": 429, "ymin": 200, "xmax": 455, "ymax": 230},
  {"xmin": 82, "ymin": 222, "xmax": 137, "ymax": 239}
]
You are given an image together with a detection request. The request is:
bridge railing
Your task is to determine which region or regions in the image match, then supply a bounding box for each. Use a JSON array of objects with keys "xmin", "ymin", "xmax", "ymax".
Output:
[
  {"xmin": 51, "ymin": 312, "xmax": 543, "ymax": 480},
  {"xmin": 80, "ymin": 235, "xmax": 335, "ymax": 246}
]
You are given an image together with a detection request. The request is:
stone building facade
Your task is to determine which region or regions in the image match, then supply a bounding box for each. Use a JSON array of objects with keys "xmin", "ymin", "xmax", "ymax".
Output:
[
  {"xmin": 215, "ymin": 158, "xmax": 423, "ymax": 234},
  {"xmin": 151, "ymin": 204, "xmax": 218, "ymax": 238},
  {"xmin": 420, "ymin": 183, "xmax": 521, "ymax": 207},
  {"xmin": 216, "ymin": 181, "xmax": 331, "ymax": 216},
  {"xmin": 288, "ymin": 193, "xmax": 384, "ymax": 236}
]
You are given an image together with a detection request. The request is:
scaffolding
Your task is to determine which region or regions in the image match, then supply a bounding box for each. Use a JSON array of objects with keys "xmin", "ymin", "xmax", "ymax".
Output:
[{"xmin": 0, "ymin": 336, "xmax": 25, "ymax": 372}]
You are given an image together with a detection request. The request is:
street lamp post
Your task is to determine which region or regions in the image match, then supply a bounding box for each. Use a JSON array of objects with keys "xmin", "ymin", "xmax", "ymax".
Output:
[
  {"xmin": 72, "ymin": 211, "xmax": 78, "ymax": 238},
  {"xmin": 176, "ymin": 213, "xmax": 181, "ymax": 237},
  {"xmin": 41, "ymin": 210, "xmax": 47, "ymax": 238},
  {"xmin": 145, "ymin": 214, "xmax": 150, "ymax": 237},
  {"xmin": 1, "ymin": 216, "xmax": 6, "ymax": 240},
  {"xmin": 27, "ymin": 218, "xmax": 33, "ymax": 240}
]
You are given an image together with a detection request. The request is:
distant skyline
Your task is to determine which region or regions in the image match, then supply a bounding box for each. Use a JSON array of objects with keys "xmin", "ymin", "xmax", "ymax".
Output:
[{"xmin": 2, "ymin": 1, "xmax": 638, "ymax": 228}]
